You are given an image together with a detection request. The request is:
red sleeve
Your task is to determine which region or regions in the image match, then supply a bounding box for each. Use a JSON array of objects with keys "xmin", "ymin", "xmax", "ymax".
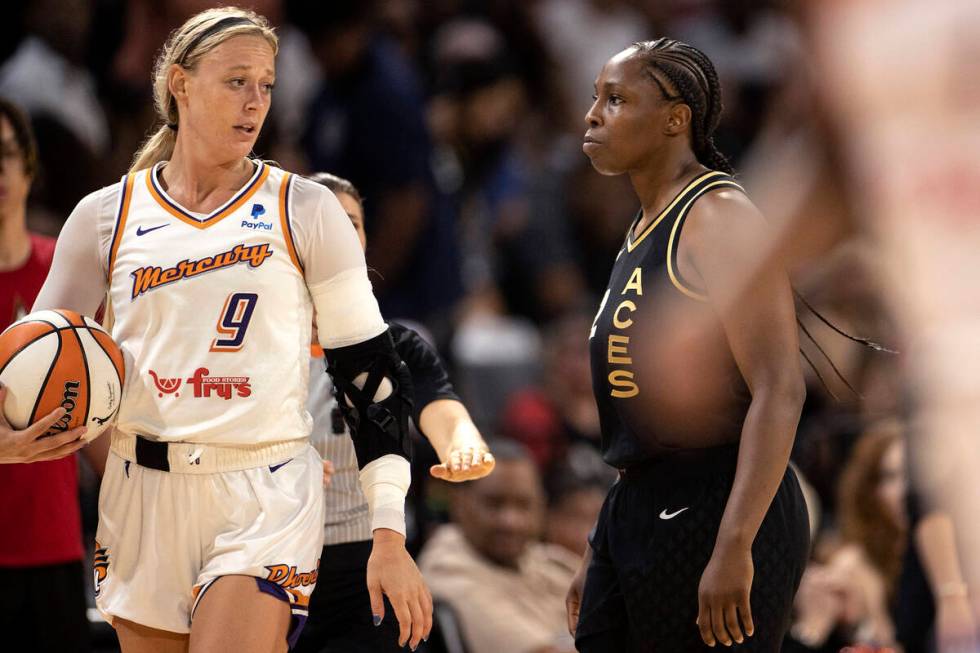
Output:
[{"xmin": 31, "ymin": 232, "xmax": 57, "ymax": 268}]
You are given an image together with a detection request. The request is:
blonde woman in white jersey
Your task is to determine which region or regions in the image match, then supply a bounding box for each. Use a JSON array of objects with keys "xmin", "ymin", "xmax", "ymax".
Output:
[
  {"xmin": 295, "ymin": 172, "xmax": 495, "ymax": 653},
  {"xmin": 32, "ymin": 8, "xmax": 430, "ymax": 652}
]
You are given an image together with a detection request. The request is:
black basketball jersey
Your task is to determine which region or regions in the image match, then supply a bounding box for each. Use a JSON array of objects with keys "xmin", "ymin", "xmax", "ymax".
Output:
[{"xmin": 589, "ymin": 170, "xmax": 752, "ymax": 468}]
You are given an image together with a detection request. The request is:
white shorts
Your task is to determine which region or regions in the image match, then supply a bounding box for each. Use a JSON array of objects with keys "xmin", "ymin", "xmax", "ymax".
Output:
[{"xmin": 94, "ymin": 445, "xmax": 325, "ymax": 638}]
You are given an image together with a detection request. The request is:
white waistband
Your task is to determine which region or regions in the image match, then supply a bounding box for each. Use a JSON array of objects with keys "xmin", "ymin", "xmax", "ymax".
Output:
[{"xmin": 111, "ymin": 431, "xmax": 311, "ymax": 474}]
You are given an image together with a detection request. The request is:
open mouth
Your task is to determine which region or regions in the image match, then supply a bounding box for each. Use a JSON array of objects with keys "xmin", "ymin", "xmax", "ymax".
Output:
[{"xmin": 234, "ymin": 125, "xmax": 256, "ymax": 135}]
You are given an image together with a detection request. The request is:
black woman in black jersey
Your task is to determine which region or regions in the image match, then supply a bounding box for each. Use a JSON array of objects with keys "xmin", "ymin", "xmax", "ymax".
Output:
[{"xmin": 565, "ymin": 38, "xmax": 810, "ymax": 652}]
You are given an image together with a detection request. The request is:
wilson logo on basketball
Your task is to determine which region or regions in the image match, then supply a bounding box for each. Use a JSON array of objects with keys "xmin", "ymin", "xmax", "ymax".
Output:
[
  {"xmin": 149, "ymin": 368, "xmax": 251, "ymax": 400},
  {"xmin": 45, "ymin": 381, "xmax": 82, "ymax": 436}
]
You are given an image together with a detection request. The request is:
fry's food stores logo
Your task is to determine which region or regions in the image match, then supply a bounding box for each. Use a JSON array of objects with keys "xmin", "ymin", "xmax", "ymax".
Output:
[{"xmin": 149, "ymin": 368, "xmax": 251, "ymax": 400}]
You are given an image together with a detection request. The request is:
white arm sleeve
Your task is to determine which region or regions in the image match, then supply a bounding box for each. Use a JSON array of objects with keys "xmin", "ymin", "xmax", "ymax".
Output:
[
  {"xmin": 289, "ymin": 174, "xmax": 407, "ymax": 533},
  {"xmin": 359, "ymin": 454, "xmax": 412, "ymax": 535},
  {"xmin": 32, "ymin": 186, "xmax": 116, "ymax": 315},
  {"xmin": 287, "ymin": 175, "xmax": 386, "ymax": 347}
]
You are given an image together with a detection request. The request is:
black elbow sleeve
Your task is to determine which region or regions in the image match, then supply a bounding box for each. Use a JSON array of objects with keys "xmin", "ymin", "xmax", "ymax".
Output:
[{"xmin": 324, "ymin": 330, "xmax": 413, "ymax": 468}]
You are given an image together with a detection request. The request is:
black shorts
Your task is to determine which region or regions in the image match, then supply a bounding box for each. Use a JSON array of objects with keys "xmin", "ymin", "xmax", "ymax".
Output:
[
  {"xmin": 575, "ymin": 445, "xmax": 809, "ymax": 653},
  {"xmin": 292, "ymin": 540, "xmax": 402, "ymax": 653},
  {"xmin": 0, "ymin": 560, "xmax": 91, "ymax": 653}
]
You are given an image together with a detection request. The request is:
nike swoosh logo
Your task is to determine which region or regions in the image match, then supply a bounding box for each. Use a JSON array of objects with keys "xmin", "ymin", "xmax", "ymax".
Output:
[
  {"xmin": 269, "ymin": 459, "xmax": 292, "ymax": 473},
  {"xmin": 659, "ymin": 507, "xmax": 690, "ymax": 520},
  {"xmin": 136, "ymin": 224, "xmax": 169, "ymax": 236}
]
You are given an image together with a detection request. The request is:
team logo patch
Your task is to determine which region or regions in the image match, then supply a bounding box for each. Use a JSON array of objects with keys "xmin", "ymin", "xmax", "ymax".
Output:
[
  {"xmin": 93, "ymin": 542, "xmax": 110, "ymax": 597},
  {"xmin": 149, "ymin": 368, "xmax": 251, "ymax": 400},
  {"xmin": 129, "ymin": 243, "xmax": 274, "ymax": 299},
  {"xmin": 265, "ymin": 560, "xmax": 319, "ymax": 607}
]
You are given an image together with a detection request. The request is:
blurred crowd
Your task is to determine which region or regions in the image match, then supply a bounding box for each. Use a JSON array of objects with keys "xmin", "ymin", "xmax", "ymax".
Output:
[{"xmin": 1, "ymin": 0, "xmax": 972, "ymax": 652}]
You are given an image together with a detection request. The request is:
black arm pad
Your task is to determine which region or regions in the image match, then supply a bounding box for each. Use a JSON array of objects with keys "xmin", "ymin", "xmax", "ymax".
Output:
[{"xmin": 323, "ymin": 330, "xmax": 413, "ymax": 469}]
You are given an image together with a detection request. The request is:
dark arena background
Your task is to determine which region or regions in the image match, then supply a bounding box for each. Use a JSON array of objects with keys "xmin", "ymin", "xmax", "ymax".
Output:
[{"xmin": 1, "ymin": 1, "xmax": 978, "ymax": 652}]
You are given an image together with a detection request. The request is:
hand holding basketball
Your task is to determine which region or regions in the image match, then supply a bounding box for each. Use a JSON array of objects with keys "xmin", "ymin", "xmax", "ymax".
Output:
[
  {"xmin": 0, "ymin": 384, "xmax": 88, "ymax": 464},
  {"xmin": 0, "ymin": 310, "xmax": 125, "ymax": 448}
]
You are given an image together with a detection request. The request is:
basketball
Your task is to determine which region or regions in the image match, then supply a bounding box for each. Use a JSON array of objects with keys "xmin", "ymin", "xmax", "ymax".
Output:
[{"xmin": 0, "ymin": 309, "xmax": 125, "ymax": 443}]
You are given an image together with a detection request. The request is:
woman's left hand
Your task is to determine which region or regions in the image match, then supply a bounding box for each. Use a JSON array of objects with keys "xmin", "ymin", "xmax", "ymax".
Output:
[
  {"xmin": 367, "ymin": 529, "xmax": 433, "ymax": 650},
  {"xmin": 430, "ymin": 438, "xmax": 495, "ymax": 482},
  {"xmin": 697, "ymin": 543, "xmax": 755, "ymax": 647}
]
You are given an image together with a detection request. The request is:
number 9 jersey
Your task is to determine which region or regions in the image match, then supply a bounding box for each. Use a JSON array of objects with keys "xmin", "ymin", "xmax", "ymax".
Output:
[{"xmin": 104, "ymin": 161, "xmax": 321, "ymax": 446}]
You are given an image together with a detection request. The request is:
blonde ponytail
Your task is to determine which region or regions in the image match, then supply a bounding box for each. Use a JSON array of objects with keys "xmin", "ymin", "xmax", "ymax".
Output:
[
  {"xmin": 128, "ymin": 6, "xmax": 278, "ymax": 173},
  {"xmin": 130, "ymin": 125, "xmax": 177, "ymax": 174}
]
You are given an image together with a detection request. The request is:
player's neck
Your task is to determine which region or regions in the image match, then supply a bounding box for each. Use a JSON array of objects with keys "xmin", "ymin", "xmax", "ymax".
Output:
[
  {"xmin": 630, "ymin": 150, "xmax": 703, "ymax": 228},
  {"xmin": 0, "ymin": 207, "xmax": 31, "ymax": 271},
  {"xmin": 163, "ymin": 142, "xmax": 254, "ymax": 210}
]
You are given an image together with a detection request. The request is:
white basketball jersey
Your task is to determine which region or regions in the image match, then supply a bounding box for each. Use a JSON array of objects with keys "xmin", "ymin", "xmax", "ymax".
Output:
[{"xmin": 106, "ymin": 161, "xmax": 314, "ymax": 445}]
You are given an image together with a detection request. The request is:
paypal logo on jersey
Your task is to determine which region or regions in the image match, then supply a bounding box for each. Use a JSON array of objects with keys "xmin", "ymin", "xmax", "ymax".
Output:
[{"xmin": 241, "ymin": 204, "xmax": 273, "ymax": 231}]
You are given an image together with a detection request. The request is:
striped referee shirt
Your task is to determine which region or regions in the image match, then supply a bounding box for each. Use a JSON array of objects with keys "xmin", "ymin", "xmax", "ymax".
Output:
[{"xmin": 307, "ymin": 322, "xmax": 460, "ymax": 546}]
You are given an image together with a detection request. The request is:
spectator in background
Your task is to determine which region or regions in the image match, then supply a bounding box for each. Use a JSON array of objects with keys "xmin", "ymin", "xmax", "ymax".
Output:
[
  {"xmin": 428, "ymin": 18, "xmax": 585, "ymax": 323},
  {"xmin": 835, "ymin": 420, "xmax": 907, "ymax": 643},
  {"xmin": 533, "ymin": 0, "xmax": 647, "ymax": 132},
  {"xmin": 420, "ymin": 439, "xmax": 578, "ymax": 653},
  {"xmin": 789, "ymin": 421, "xmax": 907, "ymax": 650},
  {"xmin": 668, "ymin": 0, "xmax": 802, "ymax": 165},
  {"xmin": 291, "ymin": 0, "xmax": 461, "ymax": 325},
  {"xmin": 502, "ymin": 312, "xmax": 600, "ymax": 470},
  {"xmin": 544, "ymin": 445, "xmax": 616, "ymax": 558},
  {"xmin": 0, "ymin": 0, "xmax": 106, "ymax": 220},
  {"xmin": 0, "ymin": 97, "xmax": 91, "ymax": 652}
]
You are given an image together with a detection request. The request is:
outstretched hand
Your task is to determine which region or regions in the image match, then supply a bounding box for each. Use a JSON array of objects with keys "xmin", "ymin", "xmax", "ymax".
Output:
[
  {"xmin": 0, "ymin": 386, "xmax": 88, "ymax": 464},
  {"xmin": 430, "ymin": 441, "xmax": 495, "ymax": 482}
]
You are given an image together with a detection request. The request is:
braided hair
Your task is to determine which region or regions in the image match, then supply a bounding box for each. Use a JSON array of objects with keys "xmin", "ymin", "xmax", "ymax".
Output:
[{"xmin": 631, "ymin": 38, "xmax": 733, "ymax": 175}]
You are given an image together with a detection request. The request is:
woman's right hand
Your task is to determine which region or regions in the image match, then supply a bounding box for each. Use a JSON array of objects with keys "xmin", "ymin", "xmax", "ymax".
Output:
[
  {"xmin": 0, "ymin": 386, "xmax": 88, "ymax": 464},
  {"xmin": 565, "ymin": 547, "xmax": 592, "ymax": 637}
]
